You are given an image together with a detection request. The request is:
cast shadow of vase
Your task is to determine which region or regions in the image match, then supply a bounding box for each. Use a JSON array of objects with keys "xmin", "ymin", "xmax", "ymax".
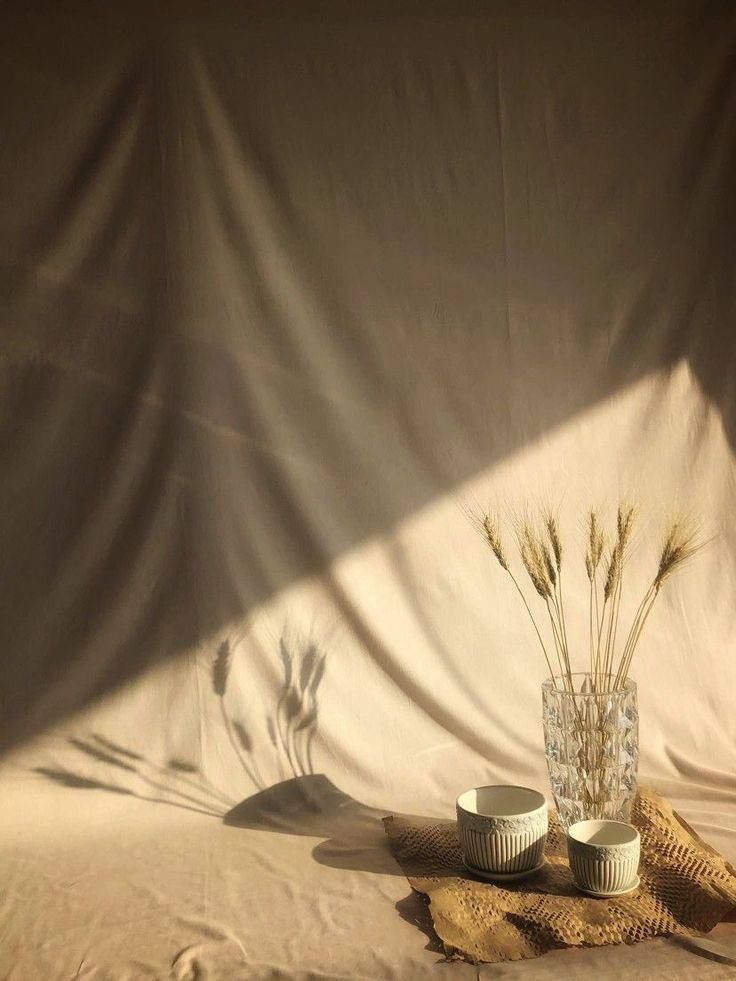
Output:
[
  {"xmin": 219, "ymin": 631, "xmax": 436, "ymax": 877},
  {"xmin": 224, "ymin": 775, "xmax": 455, "ymax": 959},
  {"xmin": 35, "ymin": 631, "xmax": 448, "ymax": 901},
  {"xmin": 224, "ymin": 772, "xmax": 436, "ymax": 878}
]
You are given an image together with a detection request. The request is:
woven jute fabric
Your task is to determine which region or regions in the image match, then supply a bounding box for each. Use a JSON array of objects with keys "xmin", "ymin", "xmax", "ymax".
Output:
[{"xmin": 383, "ymin": 788, "xmax": 736, "ymax": 963}]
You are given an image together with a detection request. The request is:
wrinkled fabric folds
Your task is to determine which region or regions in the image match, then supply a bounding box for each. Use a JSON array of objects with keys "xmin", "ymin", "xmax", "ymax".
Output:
[{"xmin": 1, "ymin": 2, "xmax": 736, "ymax": 977}]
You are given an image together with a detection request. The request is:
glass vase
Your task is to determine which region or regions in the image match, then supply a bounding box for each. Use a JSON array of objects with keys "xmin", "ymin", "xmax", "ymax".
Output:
[{"xmin": 542, "ymin": 673, "xmax": 638, "ymax": 830}]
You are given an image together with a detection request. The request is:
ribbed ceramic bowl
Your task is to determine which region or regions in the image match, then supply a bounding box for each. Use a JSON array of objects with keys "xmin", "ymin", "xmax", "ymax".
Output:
[
  {"xmin": 456, "ymin": 785, "xmax": 548, "ymax": 877},
  {"xmin": 567, "ymin": 819, "xmax": 640, "ymax": 895}
]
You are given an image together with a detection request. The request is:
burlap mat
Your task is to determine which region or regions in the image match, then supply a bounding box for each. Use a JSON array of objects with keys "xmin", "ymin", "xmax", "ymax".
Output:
[{"xmin": 383, "ymin": 788, "xmax": 736, "ymax": 963}]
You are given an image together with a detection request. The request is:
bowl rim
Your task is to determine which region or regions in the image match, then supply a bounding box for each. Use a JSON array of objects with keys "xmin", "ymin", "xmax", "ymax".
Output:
[
  {"xmin": 456, "ymin": 784, "xmax": 547, "ymax": 819},
  {"xmin": 566, "ymin": 818, "xmax": 640, "ymax": 846}
]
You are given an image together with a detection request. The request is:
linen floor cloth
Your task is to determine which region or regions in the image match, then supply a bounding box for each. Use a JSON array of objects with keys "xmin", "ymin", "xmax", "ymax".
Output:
[{"xmin": 1, "ymin": 2, "xmax": 736, "ymax": 978}]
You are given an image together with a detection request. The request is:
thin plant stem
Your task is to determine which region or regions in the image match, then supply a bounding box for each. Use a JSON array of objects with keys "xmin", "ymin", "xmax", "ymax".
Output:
[
  {"xmin": 305, "ymin": 726, "xmax": 316, "ymax": 775},
  {"xmin": 595, "ymin": 594, "xmax": 609, "ymax": 692},
  {"xmin": 610, "ymin": 566, "xmax": 627, "ymax": 689},
  {"xmin": 617, "ymin": 585, "xmax": 655, "ymax": 677},
  {"xmin": 592, "ymin": 577, "xmax": 601, "ymax": 690},
  {"xmin": 545, "ymin": 600, "xmax": 563, "ymax": 664},
  {"xmin": 603, "ymin": 606, "xmax": 613, "ymax": 688},
  {"xmin": 549, "ymin": 587, "xmax": 571, "ymax": 682},
  {"xmin": 602, "ymin": 581, "xmax": 618, "ymax": 691},
  {"xmin": 613, "ymin": 591, "xmax": 650, "ymax": 688},
  {"xmin": 290, "ymin": 711, "xmax": 305, "ymax": 778},
  {"xmin": 274, "ymin": 693, "xmax": 298, "ymax": 778},
  {"xmin": 621, "ymin": 600, "xmax": 656, "ymax": 683},
  {"xmin": 588, "ymin": 577, "xmax": 594, "ymax": 684},
  {"xmin": 549, "ymin": 593, "xmax": 565, "ymax": 666},
  {"xmin": 506, "ymin": 571, "xmax": 557, "ymax": 683},
  {"xmin": 615, "ymin": 585, "xmax": 659, "ymax": 688},
  {"xmin": 220, "ymin": 700, "xmax": 261, "ymax": 788},
  {"xmin": 557, "ymin": 570, "xmax": 570, "ymax": 671},
  {"xmin": 606, "ymin": 571, "xmax": 624, "ymax": 691},
  {"xmin": 596, "ymin": 595, "xmax": 608, "ymax": 664},
  {"xmin": 545, "ymin": 601, "xmax": 570, "ymax": 690}
]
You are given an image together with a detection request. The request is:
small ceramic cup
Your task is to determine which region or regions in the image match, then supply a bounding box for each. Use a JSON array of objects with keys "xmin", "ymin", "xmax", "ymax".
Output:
[
  {"xmin": 456, "ymin": 785, "xmax": 548, "ymax": 879},
  {"xmin": 566, "ymin": 819, "xmax": 640, "ymax": 895}
]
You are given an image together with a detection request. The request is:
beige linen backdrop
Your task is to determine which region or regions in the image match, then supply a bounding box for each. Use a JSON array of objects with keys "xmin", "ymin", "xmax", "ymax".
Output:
[{"xmin": 2, "ymin": 2, "xmax": 736, "ymax": 978}]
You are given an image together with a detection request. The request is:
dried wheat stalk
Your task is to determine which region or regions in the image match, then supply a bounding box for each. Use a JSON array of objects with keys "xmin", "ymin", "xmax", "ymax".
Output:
[{"xmin": 477, "ymin": 504, "xmax": 701, "ymax": 694}]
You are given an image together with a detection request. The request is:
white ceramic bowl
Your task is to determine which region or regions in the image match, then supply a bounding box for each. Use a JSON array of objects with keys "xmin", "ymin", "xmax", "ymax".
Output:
[
  {"xmin": 567, "ymin": 819, "xmax": 640, "ymax": 895},
  {"xmin": 456, "ymin": 785, "xmax": 548, "ymax": 878}
]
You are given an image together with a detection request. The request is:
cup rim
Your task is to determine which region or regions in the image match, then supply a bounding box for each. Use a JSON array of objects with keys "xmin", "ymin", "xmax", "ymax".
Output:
[
  {"xmin": 567, "ymin": 819, "xmax": 640, "ymax": 847},
  {"xmin": 456, "ymin": 784, "xmax": 547, "ymax": 819},
  {"xmin": 542, "ymin": 673, "xmax": 636, "ymax": 697}
]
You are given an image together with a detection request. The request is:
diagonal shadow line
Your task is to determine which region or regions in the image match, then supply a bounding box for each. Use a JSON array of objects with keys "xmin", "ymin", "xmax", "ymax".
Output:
[
  {"xmin": 1, "ymin": 5, "xmax": 735, "ymax": 758},
  {"xmin": 90, "ymin": 733, "xmax": 145, "ymax": 761},
  {"xmin": 32, "ymin": 627, "xmax": 332, "ymax": 823},
  {"xmin": 68, "ymin": 737, "xmax": 229, "ymax": 814},
  {"xmin": 33, "ymin": 766, "xmax": 221, "ymax": 818},
  {"xmin": 89, "ymin": 733, "xmax": 237, "ymax": 808}
]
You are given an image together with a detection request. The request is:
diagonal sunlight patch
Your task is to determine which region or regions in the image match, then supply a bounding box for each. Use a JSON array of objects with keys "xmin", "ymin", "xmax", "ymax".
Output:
[{"xmin": 11, "ymin": 359, "xmax": 736, "ymax": 820}]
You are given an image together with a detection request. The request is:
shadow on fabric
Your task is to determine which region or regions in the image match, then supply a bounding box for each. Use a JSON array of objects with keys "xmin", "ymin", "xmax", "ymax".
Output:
[
  {"xmin": 34, "ymin": 632, "xmax": 432, "ymax": 877},
  {"xmin": 224, "ymin": 773, "xmax": 423, "ymax": 878},
  {"xmin": 1, "ymin": 1, "xmax": 735, "ymax": 755},
  {"xmin": 35, "ymin": 759, "xmax": 428, "ymax": 879}
]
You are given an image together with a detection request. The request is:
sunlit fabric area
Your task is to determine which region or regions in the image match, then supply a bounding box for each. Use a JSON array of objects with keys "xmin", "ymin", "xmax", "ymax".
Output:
[{"xmin": 2, "ymin": 2, "xmax": 736, "ymax": 978}]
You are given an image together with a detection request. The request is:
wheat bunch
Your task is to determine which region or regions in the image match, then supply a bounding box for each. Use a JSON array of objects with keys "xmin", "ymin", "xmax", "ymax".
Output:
[{"xmin": 477, "ymin": 503, "xmax": 701, "ymax": 694}]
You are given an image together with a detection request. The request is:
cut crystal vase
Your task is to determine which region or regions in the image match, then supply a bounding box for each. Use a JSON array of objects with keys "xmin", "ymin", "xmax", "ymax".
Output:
[{"xmin": 542, "ymin": 673, "xmax": 638, "ymax": 830}]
